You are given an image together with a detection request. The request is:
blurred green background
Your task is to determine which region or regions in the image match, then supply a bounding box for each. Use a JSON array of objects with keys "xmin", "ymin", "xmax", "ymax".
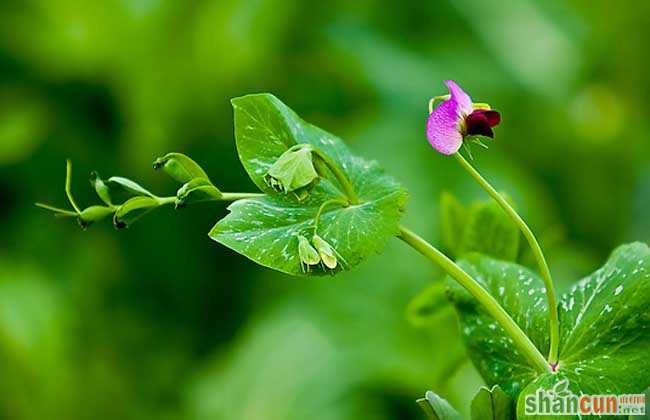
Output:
[{"xmin": 1, "ymin": 0, "xmax": 649, "ymax": 419}]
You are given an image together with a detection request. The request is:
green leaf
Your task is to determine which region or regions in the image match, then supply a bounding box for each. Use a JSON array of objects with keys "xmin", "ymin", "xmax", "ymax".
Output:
[
  {"xmin": 78, "ymin": 205, "xmax": 114, "ymax": 226},
  {"xmin": 175, "ymin": 178, "xmax": 222, "ymax": 207},
  {"xmin": 439, "ymin": 192, "xmax": 519, "ymax": 261},
  {"xmin": 439, "ymin": 192, "xmax": 468, "ymax": 257},
  {"xmin": 153, "ymin": 152, "xmax": 210, "ymax": 184},
  {"xmin": 108, "ymin": 176, "xmax": 156, "ymax": 198},
  {"xmin": 458, "ymin": 199, "xmax": 520, "ymax": 261},
  {"xmin": 113, "ymin": 196, "xmax": 160, "ymax": 228},
  {"xmin": 515, "ymin": 242, "xmax": 650, "ymax": 417},
  {"xmin": 89, "ymin": 171, "xmax": 113, "ymax": 206},
  {"xmin": 406, "ymin": 282, "xmax": 453, "ymax": 327},
  {"xmin": 209, "ymin": 94, "xmax": 407, "ymax": 276},
  {"xmin": 446, "ymin": 243, "xmax": 650, "ymax": 408},
  {"xmin": 445, "ymin": 254, "xmax": 550, "ymax": 398},
  {"xmin": 470, "ymin": 385, "xmax": 513, "ymax": 420},
  {"xmin": 417, "ymin": 391, "xmax": 461, "ymax": 420}
]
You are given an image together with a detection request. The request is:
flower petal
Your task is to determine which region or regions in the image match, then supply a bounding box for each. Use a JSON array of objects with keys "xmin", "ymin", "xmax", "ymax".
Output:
[
  {"xmin": 426, "ymin": 99, "xmax": 463, "ymax": 155},
  {"xmin": 470, "ymin": 109, "xmax": 501, "ymax": 127},
  {"xmin": 465, "ymin": 112, "xmax": 494, "ymax": 138},
  {"xmin": 444, "ymin": 80, "xmax": 473, "ymax": 117}
]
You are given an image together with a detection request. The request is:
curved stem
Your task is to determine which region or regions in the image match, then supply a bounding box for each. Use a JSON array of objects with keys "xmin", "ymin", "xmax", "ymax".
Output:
[
  {"xmin": 312, "ymin": 148, "xmax": 359, "ymax": 205},
  {"xmin": 454, "ymin": 152, "xmax": 560, "ymax": 365},
  {"xmin": 428, "ymin": 94, "xmax": 451, "ymax": 113},
  {"xmin": 398, "ymin": 225, "xmax": 550, "ymax": 373},
  {"xmin": 313, "ymin": 198, "xmax": 349, "ymax": 233},
  {"xmin": 65, "ymin": 159, "xmax": 81, "ymax": 214}
]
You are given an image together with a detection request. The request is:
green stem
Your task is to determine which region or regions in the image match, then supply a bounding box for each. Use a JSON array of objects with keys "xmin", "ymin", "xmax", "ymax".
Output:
[
  {"xmin": 156, "ymin": 192, "xmax": 264, "ymax": 206},
  {"xmin": 65, "ymin": 159, "xmax": 81, "ymax": 214},
  {"xmin": 454, "ymin": 152, "xmax": 560, "ymax": 365},
  {"xmin": 398, "ymin": 225, "xmax": 550, "ymax": 373},
  {"xmin": 156, "ymin": 196, "xmax": 177, "ymax": 206},
  {"xmin": 34, "ymin": 202, "xmax": 78, "ymax": 217},
  {"xmin": 312, "ymin": 147, "xmax": 360, "ymax": 205},
  {"xmin": 219, "ymin": 192, "xmax": 265, "ymax": 201},
  {"xmin": 313, "ymin": 198, "xmax": 349, "ymax": 233}
]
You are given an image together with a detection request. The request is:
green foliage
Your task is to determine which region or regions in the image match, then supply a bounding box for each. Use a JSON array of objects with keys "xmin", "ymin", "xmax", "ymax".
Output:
[
  {"xmin": 405, "ymin": 282, "xmax": 451, "ymax": 327},
  {"xmin": 459, "ymin": 199, "xmax": 520, "ymax": 261},
  {"xmin": 7, "ymin": 1, "xmax": 650, "ymax": 419},
  {"xmin": 77, "ymin": 205, "xmax": 114, "ymax": 227},
  {"xmin": 440, "ymin": 192, "xmax": 468, "ymax": 257},
  {"xmin": 410, "ymin": 193, "xmax": 519, "ymax": 331},
  {"xmin": 439, "ymin": 192, "xmax": 520, "ymax": 261},
  {"xmin": 417, "ymin": 391, "xmax": 461, "ymax": 420},
  {"xmin": 174, "ymin": 177, "xmax": 222, "ymax": 207},
  {"xmin": 446, "ymin": 255, "xmax": 549, "ymax": 397},
  {"xmin": 470, "ymin": 385, "xmax": 513, "ymax": 420},
  {"xmin": 113, "ymin": 196, "xmax": 161, "ymax": 229},
  {"xmin": 515, "ymin": 242, "xmax": 650, "ymax": 418},
  {"xmin": 446, "ymin": 243, "xmax": 650, "ymax": 408},
  {"xmin": 152, "ymin": 152, "xmax": 223, "ymax": 207},
  {"xmin": 153, "ymin": 152, "xmax": 210, "ymax": 184},
  {"xmin": 89, "ymin": 172, "xmax": 113, "ymax": 206},
  {"xmin": 107, "ymin": 176, "xmax": 156, "ymax": 198},
  {"xmin": 209, "ymin": 94, "xmax": 408, "ymax": 276},
  {"xmin": 37, "ymin": 153, "xmax": 225, "ymax": 229}
]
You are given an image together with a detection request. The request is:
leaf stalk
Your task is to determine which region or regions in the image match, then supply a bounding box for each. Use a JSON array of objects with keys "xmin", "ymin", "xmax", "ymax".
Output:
[
  {"xmin": 312, "ymin": 147, "xmax": 360, "ymax": 205},
  {"xmin": 398, "ymin": 225, "xmax": 550, "ymax": 374},
  {"xmin": 454, "ymin": 152, "xmax": 560, "ymax": 365}
]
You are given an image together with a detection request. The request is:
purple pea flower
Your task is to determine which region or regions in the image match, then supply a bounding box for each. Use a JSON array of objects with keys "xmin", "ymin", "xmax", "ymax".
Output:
[{"xmin": 426, "ymin": 80, "xmax": 501, "ymax": 155}]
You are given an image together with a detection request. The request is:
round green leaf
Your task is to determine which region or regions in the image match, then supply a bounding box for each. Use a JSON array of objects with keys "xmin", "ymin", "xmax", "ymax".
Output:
[
  {"xmin": 447, "ymin": 242, "xmax": 650, "ymax": 405},
  {"xmin": 209, "ymin": 93, "xmax": 407, "ymax": 276}
]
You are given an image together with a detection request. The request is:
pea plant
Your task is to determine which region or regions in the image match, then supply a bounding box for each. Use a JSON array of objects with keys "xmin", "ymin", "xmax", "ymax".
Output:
[{"xmin": 38, "ymin": 81, "xmax": 649, "ymax": 419}]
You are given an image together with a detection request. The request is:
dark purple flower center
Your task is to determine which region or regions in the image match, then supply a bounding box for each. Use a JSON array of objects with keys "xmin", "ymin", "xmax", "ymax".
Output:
[{"xmin": 463, "ymin": 109, "xmax": 501, "ymax": 138}]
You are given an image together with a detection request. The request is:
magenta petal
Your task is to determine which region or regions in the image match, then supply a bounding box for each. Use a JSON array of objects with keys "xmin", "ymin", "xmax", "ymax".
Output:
[
  {"xmin": 444, "ymin": 80, "xmax": 473, "ymax": 116},
  {"xmin": 426, "ymin": 99, "xmax": 463, "ymax": 155}
]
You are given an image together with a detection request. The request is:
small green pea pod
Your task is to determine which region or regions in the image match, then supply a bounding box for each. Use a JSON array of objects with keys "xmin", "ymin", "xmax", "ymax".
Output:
[
  {"xmin": 298, "ymin": 235, "xmax": 320, "ymax": 272},
  {"xmin": 89, "ymin": 171, "xmax": 113, "ymax": 206},
  {"xmin": 77, "ymin": 205, "xmax": 114, "ymax": 228},
  {"xmin": 108, "ymin": 176, "xmax": 156, "ymax": 197},
  {"xmin": 265, "ymin": 145, "xmax": 319, "ymax": 195},
  {"xmin": 113, "ymin": 196, "xmax": 160, "ymax": 229},
  {"xmin": 312, "ymin": 234, "xmax": 337, "ymax": 269},
  {"xmin": 175, "ymin": 178, "xmax": 222, "ymax": 208},
  {"xmin": 153, "ymin": 153, "xmax": 209, "ymax": 184}
]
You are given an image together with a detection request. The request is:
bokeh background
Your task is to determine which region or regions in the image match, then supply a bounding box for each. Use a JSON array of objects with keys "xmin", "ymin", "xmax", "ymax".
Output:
[{"xmin": 1, "ymin": 0, "xmax": 649, "ymax": 419}]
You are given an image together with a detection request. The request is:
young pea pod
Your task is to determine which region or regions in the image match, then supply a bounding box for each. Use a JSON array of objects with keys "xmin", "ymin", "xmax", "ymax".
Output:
[
  {"xmin": 265, "ymin": 145, "xmax": 319, "ymax": 198},
  {"xmin": 89, "ymin": 171, "xmax": 113, "ymax": 206},
  {"xmin": 78, "ymin": 205, "xmax": 114, "ymax": 228},
  {"xmin": 113, "ymin": 196, "xmax": 160, "ymax": 229},
  {"xmin": 108, "ymin": 176, "xmax": 156, "ymax": 198},
  {"xmin": 175, "ymin": 178, "xmax": 222, "ymax": 208},
  {"xmin": 312, "ymin": 234, "xmax": 338, "ymax": 270},
  {"xmin": 298, "ymin": 235, "xmax": 321, "ymax": 272},
  {"xmin": 153, "ymin": 153, "xmax": 209, "ymax": 184}
]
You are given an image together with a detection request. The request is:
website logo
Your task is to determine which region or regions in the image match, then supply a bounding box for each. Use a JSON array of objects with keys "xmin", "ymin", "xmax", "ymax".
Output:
[{"xmin": 524, "ymin": 379, "xmax": 646, "ymax": 416}]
